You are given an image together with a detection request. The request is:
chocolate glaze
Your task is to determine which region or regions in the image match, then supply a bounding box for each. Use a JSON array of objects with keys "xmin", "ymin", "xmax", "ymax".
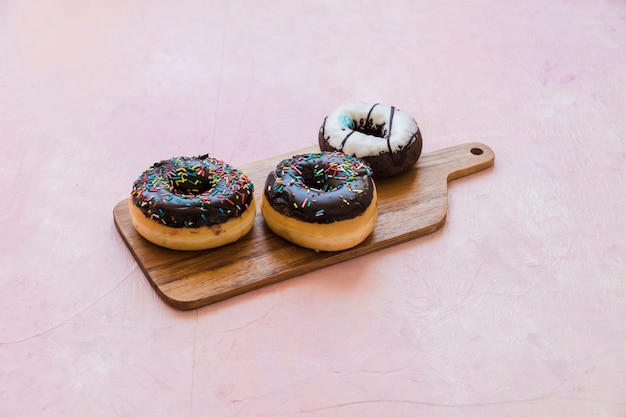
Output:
[
  {"xmin": 264, "ymin": 152, "xmax": 374, "ymax": 224},
  {"xmin": 131, "ymin": 155, "xmax": 254, "ymax": 228}
]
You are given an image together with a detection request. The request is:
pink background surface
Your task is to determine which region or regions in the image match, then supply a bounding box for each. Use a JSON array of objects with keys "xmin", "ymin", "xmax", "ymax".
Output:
[{"xmin": 1, "ymin": 0, "xmax": 625, "ymax": 416}]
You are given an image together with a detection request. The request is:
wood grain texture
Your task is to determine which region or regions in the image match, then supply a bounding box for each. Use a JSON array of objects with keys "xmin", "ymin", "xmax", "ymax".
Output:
[{"xmin": 113, "ymin": 142, "xmax": 495, "ymax": 310}]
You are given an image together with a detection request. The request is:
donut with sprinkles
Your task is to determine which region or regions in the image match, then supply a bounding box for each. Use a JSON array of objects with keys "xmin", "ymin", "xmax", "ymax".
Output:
[
  {"xmin": 262, "ymin": 151, "xmax": 377, "ymax": 251},
  {"xmin": 128, "ymin": 154, "xmax": 255, "ymax": 250}
]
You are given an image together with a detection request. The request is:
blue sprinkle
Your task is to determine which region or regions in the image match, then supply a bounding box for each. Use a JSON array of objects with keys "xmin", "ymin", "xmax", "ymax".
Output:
[{"xmin": 340, "ymin": 114, "xmax": 353, "ymax": 128}]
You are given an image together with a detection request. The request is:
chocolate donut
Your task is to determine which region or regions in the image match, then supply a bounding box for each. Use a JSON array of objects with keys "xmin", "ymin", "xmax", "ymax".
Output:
[
  {"xmin": 319, "ymin": 102, "xmax": 423, "ymax": 178},
  {"xmin": 129, "ymin": 154, "xmax": 255, "ymax": 250},
  {"xmin": 262, "ymin": 151, "xmax": 377, "ymax": 251}
]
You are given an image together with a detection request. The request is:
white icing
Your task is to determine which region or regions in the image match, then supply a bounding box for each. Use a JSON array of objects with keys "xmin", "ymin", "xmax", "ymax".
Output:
[{"xmin": 321, "ymin": 102, "xmax": 419, "ymax": 158}]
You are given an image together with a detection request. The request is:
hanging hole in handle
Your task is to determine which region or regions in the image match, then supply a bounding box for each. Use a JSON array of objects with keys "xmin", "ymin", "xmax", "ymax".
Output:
[{"xmin": 471, "ymin": 147, "xmax": 484, "ymax": 155}]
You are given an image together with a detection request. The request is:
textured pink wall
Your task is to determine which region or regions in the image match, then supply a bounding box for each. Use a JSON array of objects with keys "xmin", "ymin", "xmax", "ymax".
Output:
[{"xmin": 1, "ymin": 0, "xmax": 625, "ymax": 416}]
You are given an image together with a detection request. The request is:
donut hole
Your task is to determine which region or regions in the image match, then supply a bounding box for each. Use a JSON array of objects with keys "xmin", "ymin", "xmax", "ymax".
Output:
[
  {"xmin": 353, "ymin": 117, "xmax": 387, "ymax": 138},
  {"xmin": 299, "ymin": 166, "xmax": 343, "ymax": 192},
  {"xmin": 170, "ymin": 167, "xmax": 214, "ymax": 195}
]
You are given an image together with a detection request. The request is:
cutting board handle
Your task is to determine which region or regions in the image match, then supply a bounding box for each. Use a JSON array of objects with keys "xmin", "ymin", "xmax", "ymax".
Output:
[{"xmin": 422, "ymin": 142, "xmax": 495, "ymax": 182}]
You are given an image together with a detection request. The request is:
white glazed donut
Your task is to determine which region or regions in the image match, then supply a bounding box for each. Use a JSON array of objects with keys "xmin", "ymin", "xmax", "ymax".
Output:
[{"xmin": 319, "ymin": 102, "xmax": 423, "ymax": 178}]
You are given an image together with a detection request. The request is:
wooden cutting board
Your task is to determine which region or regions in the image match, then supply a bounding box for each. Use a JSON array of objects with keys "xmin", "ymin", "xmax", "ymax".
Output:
[{"xmin": 113, "ymin": 142, "xmax": 495, "ymax": 310}]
